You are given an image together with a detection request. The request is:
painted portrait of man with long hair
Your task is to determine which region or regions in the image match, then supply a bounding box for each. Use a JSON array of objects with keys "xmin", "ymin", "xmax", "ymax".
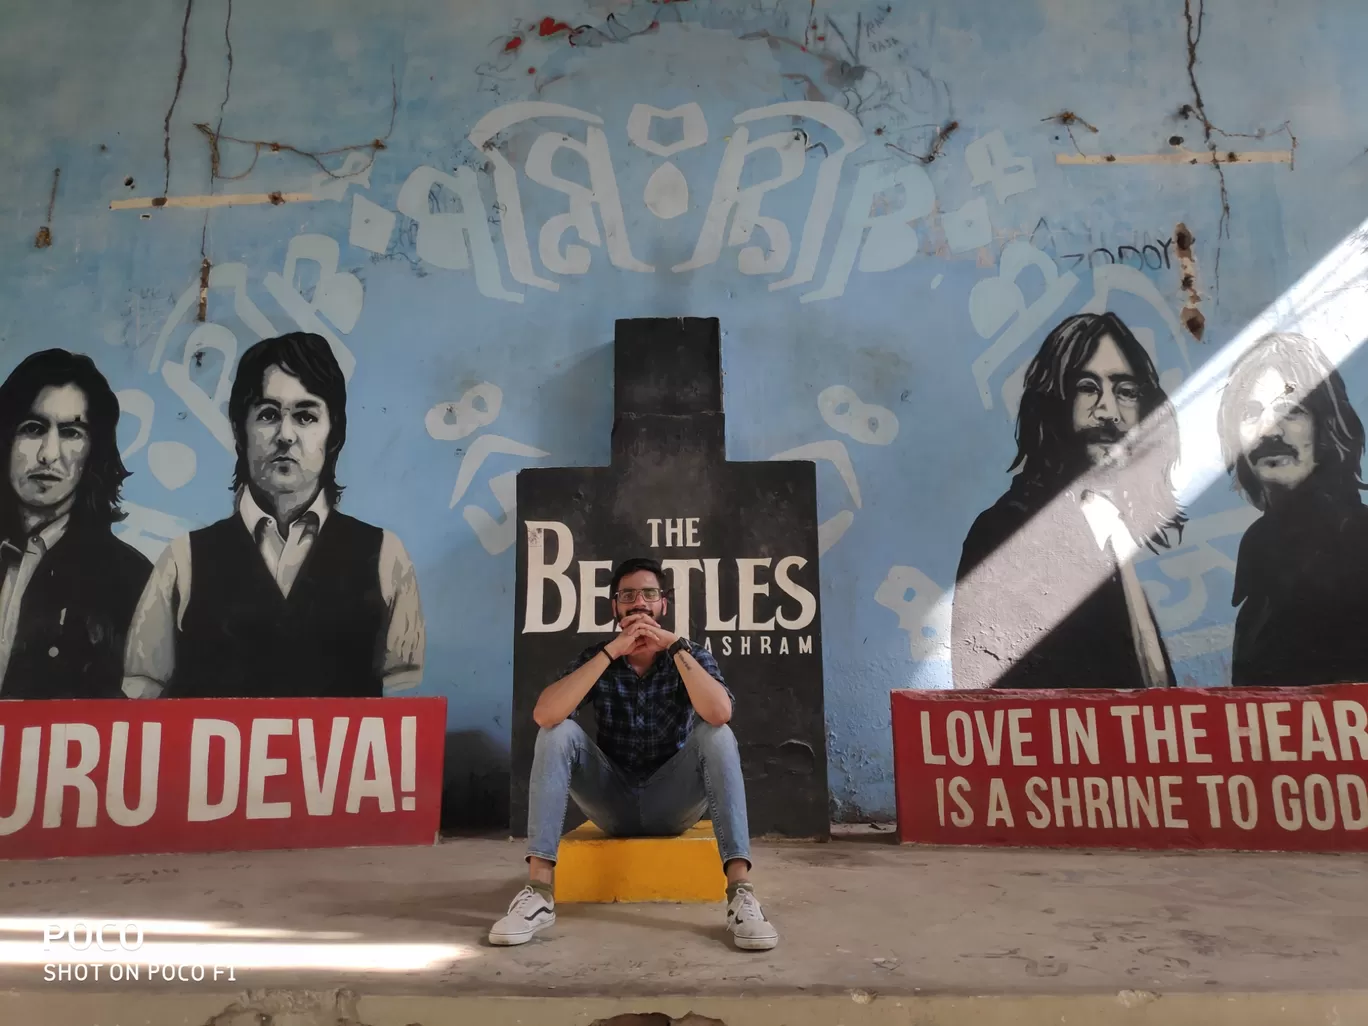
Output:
[
  {"xmin": 0, "ymin": 348, "xmax": 152, "ymax": 698},
  {"xmin": 1217, "ymin": 331, "xmax": 1368, "ymax": 686},
  {"xmin": 951, "ymin": 312, "xmax": 1186, "ymax": 690}
]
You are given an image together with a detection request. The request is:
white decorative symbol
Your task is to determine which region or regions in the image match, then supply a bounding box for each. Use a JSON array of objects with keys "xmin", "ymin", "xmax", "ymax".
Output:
[
  {"xmin": 425, "ymin": 383, "xmax": 550, "ymax": 555},
  {"xmin": 147, "ymin": 441, "xmax": 197, "ymax": 491},
  {"xmin": 627, "ymin": 103, "xmax": 708, "ymax": 221},
  {"xmin": 115, "ymin": 389, "xmax": 199, "ymax": 492}
]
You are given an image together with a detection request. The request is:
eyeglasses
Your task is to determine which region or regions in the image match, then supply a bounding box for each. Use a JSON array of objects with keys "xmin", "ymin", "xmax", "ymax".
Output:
[
  {"xmin": 1074, "ymin": 378, "xmax": 1143, "ymax": 406},
  {"xmin": 614, "ymin": 588, "xmax": 663, "ymax": 603}
]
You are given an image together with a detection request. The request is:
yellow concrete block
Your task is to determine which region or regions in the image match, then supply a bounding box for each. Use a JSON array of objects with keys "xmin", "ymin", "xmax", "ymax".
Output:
[{"xmin": 554, "ymin": 820, "xmax": 727, "ymax": 903}]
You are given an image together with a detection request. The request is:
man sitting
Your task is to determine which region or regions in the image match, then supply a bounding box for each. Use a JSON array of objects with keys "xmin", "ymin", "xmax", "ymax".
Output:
[{"xmin": 489, "ymin": 557, "xmax": 778, "ymax": 951}]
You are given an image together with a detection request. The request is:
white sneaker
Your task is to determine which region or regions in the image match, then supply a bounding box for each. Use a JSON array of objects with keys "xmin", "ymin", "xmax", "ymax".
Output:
[
  {"xmin": 726, "ymin": 885, "xmax": 778, "ymax": 950},
  {"xmin": 488, "ymin": 884, "xmax": 556, "ymax": 946}
]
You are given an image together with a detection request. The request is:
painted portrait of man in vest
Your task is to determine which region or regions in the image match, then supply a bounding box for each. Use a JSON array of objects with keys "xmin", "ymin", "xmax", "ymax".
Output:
[
  {"xmin": 121, "ymin": 332, "xmax": 425, "ymax": 699},
  {"xmin": 0, "ymin": 349, "xmax": 153, "ymax": 699}
]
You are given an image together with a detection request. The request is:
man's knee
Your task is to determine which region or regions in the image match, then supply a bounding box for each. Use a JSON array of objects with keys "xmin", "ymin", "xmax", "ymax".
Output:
[
  {"xmin": 693, "ymin": 721, "xmax": 739, "ymax": 759},
  {"xmin": 535, "ymin": 718, "xmax": 586, "ymax": 756}
]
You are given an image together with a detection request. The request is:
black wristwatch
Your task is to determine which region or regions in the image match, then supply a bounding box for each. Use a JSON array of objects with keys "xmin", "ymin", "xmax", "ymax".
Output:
[{"xmin": 667, "ymin": 637, "xmax": 690, "ymax": 659}]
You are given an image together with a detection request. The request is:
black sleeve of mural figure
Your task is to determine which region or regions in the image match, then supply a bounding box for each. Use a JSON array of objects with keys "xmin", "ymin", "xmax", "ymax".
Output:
[
  {"xmin": 511, "ymin": 317, "xmax": 829, "ymax": 839},
  {"xmin": 1, "ymin": 531, "xmax": 152, "ymax": 700},
  {"xmin": 1230, "ymin": 488, "xmax": 1368, "ymax": 688},
  {"xmin": 950, "ymin": 494, "xmax": 1173, "ymax": 691},
  {"xmin": 0, "ymin": 346, "xmax": 156, "ymax": 700}
]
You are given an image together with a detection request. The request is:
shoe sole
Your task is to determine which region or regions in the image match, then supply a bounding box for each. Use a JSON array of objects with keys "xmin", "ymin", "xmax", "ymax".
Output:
[
  {"xmin": 731, "ymin": 933, "xmax": 778, "ymax": 951},
  {"xmin": 489, "ymin": 914, "xmax": 556, "ymax": 946}
]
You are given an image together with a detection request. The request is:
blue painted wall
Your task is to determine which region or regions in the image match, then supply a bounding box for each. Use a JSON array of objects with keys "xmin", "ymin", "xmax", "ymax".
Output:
[{"xmin": 2, "ymin": 0, "xmax": 1366, "ymax": 821}]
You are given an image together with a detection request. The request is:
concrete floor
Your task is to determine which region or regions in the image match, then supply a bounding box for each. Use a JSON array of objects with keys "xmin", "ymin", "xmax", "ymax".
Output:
[{"xmin": 1, "ymin": 825, "xmax": 1364, "ymax": 1002}]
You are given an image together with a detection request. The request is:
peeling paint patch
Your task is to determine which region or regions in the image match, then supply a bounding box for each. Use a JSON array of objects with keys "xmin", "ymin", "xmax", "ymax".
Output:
[
  {"xmin": 1055, "ymin": 148, "xmax": 1290, "ymax": 166},
  {"xmin": 110, "ymin": 191, "xmax": 317, "ymax": 210},
  {"xmin": 202, "ymin": 986, "xmax": 394, "ymax": 1026},
  {"xmin": 1174, "ymin": 221, "xmax": 1204, "ymax": 341},
  {"xmin": 1042, "ymin": 110, "xmax": 1099, "ymax": 157},
  {"xmin": 197, "ymin": 257, "xmax": 211, "ymax": 322},
  {"xmin": 33, "ymin": 167, "xmax": 59, "ymax": 249}
]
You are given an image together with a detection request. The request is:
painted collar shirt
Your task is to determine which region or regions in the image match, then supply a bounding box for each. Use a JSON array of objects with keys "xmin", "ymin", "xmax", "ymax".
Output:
[
  {"xmin": 121, "ymin": 490, "xmax": 425, "ymax": 698},
  {"xmin": 238, "ymin": 487, "xmax": 329, "ymax": 598},
  {"xmin": 564, "ymin": 639, "xmax": 734, "ymax": 781},
  {"xmin": 0, "ymin": 513, "xmax": 70, "ymax": 691},
  {"xmin": 1078, "ymin": 490, "xmax": 1170, "ymax": 689}
]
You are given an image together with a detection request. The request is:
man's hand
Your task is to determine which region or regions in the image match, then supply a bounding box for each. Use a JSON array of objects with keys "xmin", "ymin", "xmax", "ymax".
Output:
[
  {"xmin": 610, "ymin": 613, "xmax": 679, "ymax": 659},
  {"xmin": 605, "ymin": 615, "xmax": 658, "ymax": 659}
]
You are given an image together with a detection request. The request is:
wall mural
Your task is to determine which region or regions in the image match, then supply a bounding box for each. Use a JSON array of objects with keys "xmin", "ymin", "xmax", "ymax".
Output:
[
  {"xmin": 1217, "ymin": 333, "xmax": 1368, "ymax": 688},
  {"xmin": 0, "ymin": 350, "xmax": 153, "ymax": 700},
  {"xmin": 0, "ymin": 335, "xmax": 425, "ymax": 701},
  {"xmin": 951, "ymin": 311, "xmax": 1185, "ymax": 691},
  {"xmin": 1, "ymin": 0, "xmax": 1362, "ymax": 821},
  {"xmin": 120, "ymin": 332, "xmax": 426, "ymax": 700}
]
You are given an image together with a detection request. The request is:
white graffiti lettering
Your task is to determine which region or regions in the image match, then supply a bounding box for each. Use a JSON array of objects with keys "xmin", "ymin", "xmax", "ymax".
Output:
[
  {"xmin": 770, "ymin": 439, "xmax": 861, "ymax": 555},
  {"xmin": 395, "ymin": 165, "xmax": 523, "ymax": 301},
  {"xmin": 818, "ymin": 386, "xmax": 899, "ymax": 445},
  {"xmin": 875, "ymin": 566, "xmax": 953, "ymax": 663},
  {"xmin": 965, "ymin": 129, "xmax": 1036, "ymax": 203},
  {"xmin": 1136, "ymin": 506, "xmax": 1260, "ymax": 634},
  {"xmin": 804, "ymin": 161, "xmax": 935, "ymax": 302},
  {"xmin": 427, "ymin": 383, "xmax": 549, "ymax": 555},
  {"xmin": 261, "ymin": 234, "xmax": 362, "ymax": 380},
  {"xmin": 968, "ymin": 239, "xmax": 1080, "ymax": 411}
]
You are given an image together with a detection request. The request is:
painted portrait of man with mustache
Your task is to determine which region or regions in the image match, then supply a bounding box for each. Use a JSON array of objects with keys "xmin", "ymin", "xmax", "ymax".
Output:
[
  {"xmin": 1218, "ymin": 332, "xmax": 1368, "ymax": 686},
  {"xmin": 951, "ymin": 312, "xmax": 1186, "ymax": 690}
]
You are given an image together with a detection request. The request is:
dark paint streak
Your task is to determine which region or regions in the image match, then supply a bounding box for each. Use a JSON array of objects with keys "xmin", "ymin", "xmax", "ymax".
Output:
[
  {"xmin": 34, "ymin": 168, "xmax": 60, "ymax": 248},
  {"xmin": 895, "ymin": 120, "xmax": 957, "ymax": 165},
  {"xmin": 197, "ymin": 257, "xmax": 211, "ymax": 322},
  {"xmin": 1043, "ymin": 110, "xmax": 1100, "ymax": 157},
  {"xmin": 1182, "ymin": 0, "xmax": 1228, "ymax": 292},
  {"xmin": 216, "ymin": 0, "xmax": 234, "ymax": 139},
  {"xmin": 44, "ymin": 167, "xmax": 60, "ymax": 222},
  {"xmin": 200, "ymin": 2, "xmax": 231, "ymax": 325},
  {"xmin": 198, "ymin": 65, "xmax": 397, "ymax": 182},
  {"xmin": 163, "ymin": 0, "xmax": 195, "ymax": 198},
  {"xmin": 1180, "ymin": 0, "xmax": 1297, "ymax": 291},
  {"xmin": 34, "ymin": 168, "xmax": 59, "ymax": 248},
  {"xmin": 1043, "ymin": 110, "xmax": 1099, "ymax": 133}
]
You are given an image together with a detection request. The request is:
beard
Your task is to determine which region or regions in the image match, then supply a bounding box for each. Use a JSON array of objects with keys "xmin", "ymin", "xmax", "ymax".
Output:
[{"xmin": 1079, "ymin": 423, "xmax": 1128, "ymax": 461}]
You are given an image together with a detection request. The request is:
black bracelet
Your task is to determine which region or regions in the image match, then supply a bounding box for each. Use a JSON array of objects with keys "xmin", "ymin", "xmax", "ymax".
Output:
[{"xmin": 667, "ymin": 637, "xmax": 690, "ymax": 659}]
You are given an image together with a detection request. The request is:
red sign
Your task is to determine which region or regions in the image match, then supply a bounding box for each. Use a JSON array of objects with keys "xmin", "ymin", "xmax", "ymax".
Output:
[
  {"xmin": 892, "ymin": 685, "xmax": 1368, "ymax": 851},
  {"xmin": 0, "ymin": 697, "xmax": 446, "ymax": 860}
]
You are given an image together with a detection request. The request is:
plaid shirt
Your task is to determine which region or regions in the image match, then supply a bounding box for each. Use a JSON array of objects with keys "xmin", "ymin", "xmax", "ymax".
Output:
[{"xmin": 564, "ymin": 640, "xmax": 733, "ymax": 781}]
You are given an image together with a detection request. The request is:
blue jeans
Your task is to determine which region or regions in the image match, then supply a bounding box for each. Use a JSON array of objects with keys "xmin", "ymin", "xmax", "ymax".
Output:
[{"xmin": 525, "ymin": 718, "xmax": 753, "ymax": 868}]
